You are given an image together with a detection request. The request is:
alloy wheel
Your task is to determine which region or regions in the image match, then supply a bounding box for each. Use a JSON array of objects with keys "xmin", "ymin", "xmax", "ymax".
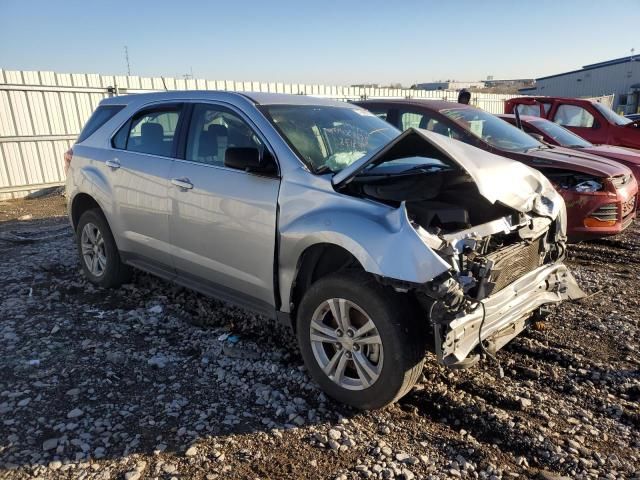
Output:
[
  {"xmin": 309, "ymin": 298, "xmax": 384, "ymax": 390},
  {"xmin": 80, "ymin": 222, "xmax": 107, "ymax": 277}
]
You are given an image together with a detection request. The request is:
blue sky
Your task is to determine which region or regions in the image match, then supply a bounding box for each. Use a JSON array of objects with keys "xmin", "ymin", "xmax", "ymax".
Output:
[{"xmin": 0, "ymin": 0, "xmax": 638, "ymax": 85}]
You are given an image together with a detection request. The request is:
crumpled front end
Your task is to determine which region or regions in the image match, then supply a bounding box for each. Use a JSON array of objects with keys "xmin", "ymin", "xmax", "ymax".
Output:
[
  {"xmin": 337, "ymin": 129, "xmax": 585, "ymax": 367},
  {"xmin": 408, "ymin": 201, "xmax": 584, "ymax": 367},
  {"xmin": 435, "ymin": 263, "xmax": 582, "ymax": 367}
]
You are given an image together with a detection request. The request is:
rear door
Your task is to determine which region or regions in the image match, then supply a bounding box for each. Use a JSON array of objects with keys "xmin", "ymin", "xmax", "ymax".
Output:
[
  {"xmin": 167, "ymin": 102, "xmax": 280, "ymax": 314},
  {"xmin": 109, "ymin": 103, "xmax": 184, "ymax": 272}
]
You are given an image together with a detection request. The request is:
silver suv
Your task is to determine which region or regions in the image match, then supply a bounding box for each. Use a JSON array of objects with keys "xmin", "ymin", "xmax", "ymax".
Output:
[{"xmin": 66, "ymin": 92, "xmax": 583, "ymax": 409}]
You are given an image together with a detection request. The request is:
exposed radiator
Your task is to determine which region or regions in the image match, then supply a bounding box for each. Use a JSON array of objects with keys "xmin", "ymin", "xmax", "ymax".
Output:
[{"xmin": 483, "ymin": 237, "xmax": 545, "ymax": 296}]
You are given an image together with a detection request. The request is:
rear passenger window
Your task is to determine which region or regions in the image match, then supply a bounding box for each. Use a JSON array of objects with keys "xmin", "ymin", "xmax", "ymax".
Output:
[
  {"xmin": 515, "ymin": 104, "xmax": 542, "ymax": 117},
  {"xmin": 400, "ymin": 111, "xmax": 463, "ymax": 140},
  {"xmin": 115, "ymin": 106, "xmax": 182, "ymax": 156},
  {"xmin": 365, "ymin": 108, "xmax": 389, "ymax": 121},
  {"xmin": 400, "ymin": 112, "xmax": 424, "ymax": 130},
  {"xmin": 77, "ymin": 105, "xmax": 124, "ymax": 142}
]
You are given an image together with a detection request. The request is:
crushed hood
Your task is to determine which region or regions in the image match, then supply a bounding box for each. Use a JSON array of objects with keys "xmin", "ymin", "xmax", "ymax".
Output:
[{"xmin": 333, "ymin": 128, "xmax": 554, "ymax": 213}]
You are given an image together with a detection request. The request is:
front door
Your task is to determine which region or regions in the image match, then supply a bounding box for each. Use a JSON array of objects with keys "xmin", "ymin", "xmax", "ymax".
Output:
[
  {"xmin": 168, "ymin": 103, "xmax": 280, "ymax": 314},
  {"xmin": 551, "ymin": 103, "xmax": 608, "ymax": 144}
]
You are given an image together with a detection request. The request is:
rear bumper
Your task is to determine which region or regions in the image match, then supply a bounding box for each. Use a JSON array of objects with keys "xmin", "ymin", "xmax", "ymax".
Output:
[{"xmin": 435, "ymin": 262, "xmax": 584, "ymax": 367}]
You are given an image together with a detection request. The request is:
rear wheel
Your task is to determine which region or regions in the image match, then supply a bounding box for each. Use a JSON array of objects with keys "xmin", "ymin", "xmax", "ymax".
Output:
[
  {"xmin": 76, "ymin": 209, "xmax": 130, "ymax": 288},
  {"xmin": 296, "ymin": 272, "xmax": 425, "ymax": 409}
]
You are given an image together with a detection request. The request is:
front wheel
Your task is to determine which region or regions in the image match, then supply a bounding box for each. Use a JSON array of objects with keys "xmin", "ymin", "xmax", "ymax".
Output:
[{"xmin": 296, "ymin": 272, "xmax": 425, "ymax": 409}]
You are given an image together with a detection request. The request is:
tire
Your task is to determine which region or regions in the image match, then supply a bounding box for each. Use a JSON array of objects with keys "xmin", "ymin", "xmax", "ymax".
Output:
[
  {"xmin": 296, "ymin": 271, "xmax": 425, "ymax": 410},
  {"xmin": 76, "ymin": 208, "xmax": 131, "ymax": 288}
]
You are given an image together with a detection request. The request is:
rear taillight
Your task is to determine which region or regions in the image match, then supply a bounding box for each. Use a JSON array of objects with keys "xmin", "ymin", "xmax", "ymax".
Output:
[{"xmin": 64, "ymin": 148, "xmax": 73, "ymax": 175}]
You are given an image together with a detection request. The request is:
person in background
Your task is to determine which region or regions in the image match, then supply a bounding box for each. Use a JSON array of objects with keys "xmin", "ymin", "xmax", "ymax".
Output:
[{"xmin": 458, "ymin": 89, "xmax": 471, "ymax": 105}]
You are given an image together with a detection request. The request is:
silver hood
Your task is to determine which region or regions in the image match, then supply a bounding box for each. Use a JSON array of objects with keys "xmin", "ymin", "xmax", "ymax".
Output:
[{"xmin": 333, "ymin": 128, "xmax": 558, "ymax": 215}]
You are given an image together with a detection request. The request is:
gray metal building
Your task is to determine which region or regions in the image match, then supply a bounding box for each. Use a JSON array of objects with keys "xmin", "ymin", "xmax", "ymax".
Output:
[
  {"xmin": 414, "ymin": 81, "xmax": 485, "ymax": 91},
  {"xmin": 520, "ymin": 55, "xmax": 640, "ymax": 114}
]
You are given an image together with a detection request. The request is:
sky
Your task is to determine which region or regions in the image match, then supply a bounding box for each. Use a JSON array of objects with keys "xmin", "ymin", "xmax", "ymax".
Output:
[{"xmin": 0, "ymin": 0, "xmax": 638, "ymax": 86}]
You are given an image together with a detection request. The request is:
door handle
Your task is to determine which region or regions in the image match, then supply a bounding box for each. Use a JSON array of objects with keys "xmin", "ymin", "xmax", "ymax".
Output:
[
  {"xmin": 171, "ymin": 177, "xmax": 193, "ymax": 190},
  {"xmin": 105, "ymin": 159, "xmax": 121, "ymax": 169}
]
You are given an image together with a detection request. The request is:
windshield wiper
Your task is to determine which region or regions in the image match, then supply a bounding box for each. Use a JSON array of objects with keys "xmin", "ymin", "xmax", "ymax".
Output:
[
  {"xmin": 401, "ymin": 164, "xmax": 450, "ymax": 173},
  {"xmin": 525, "ymin": 145, "xmax": 549, "ymax": 153}
]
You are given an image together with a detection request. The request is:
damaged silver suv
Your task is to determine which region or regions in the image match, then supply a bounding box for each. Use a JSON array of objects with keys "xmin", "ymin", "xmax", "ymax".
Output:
[{"xmin": 66, "ymin": 92, "xmax": 583, "ymax": 409}]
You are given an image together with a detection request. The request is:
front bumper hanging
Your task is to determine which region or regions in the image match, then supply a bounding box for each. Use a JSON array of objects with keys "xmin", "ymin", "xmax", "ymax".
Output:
[{"xmin": 434, "ymin": 263, "xmax": 584, "ymax": 368}]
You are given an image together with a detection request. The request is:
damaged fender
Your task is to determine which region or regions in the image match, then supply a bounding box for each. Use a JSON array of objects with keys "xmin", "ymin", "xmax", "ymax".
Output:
[{"xmin": 277, "ymin": 191, "xmax": 450, "ymax": 314}]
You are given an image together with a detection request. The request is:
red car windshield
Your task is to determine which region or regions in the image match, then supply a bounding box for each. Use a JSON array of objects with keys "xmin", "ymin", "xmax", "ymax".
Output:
[
  {"xmin": 529, "ymin": 119, "xmax": 592, "ymax": 148},
  {"xmin": 442, "ymin": 107, "xmax": 542, "ymax": 153}
]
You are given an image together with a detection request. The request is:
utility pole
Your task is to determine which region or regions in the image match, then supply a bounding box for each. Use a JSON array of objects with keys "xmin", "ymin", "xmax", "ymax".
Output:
[
  {"xmin": 183, "ymin": 67, "xmax": 194, "ymax": 80},
  {"xmin": 124, "ymin": 46, "xmax": 131, "ymax": 76}
]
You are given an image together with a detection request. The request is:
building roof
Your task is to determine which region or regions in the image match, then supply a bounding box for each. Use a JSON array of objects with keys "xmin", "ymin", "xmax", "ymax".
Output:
[{"xmin": 536, "ymin": 55, "xmax": 639, "ymax": 82}]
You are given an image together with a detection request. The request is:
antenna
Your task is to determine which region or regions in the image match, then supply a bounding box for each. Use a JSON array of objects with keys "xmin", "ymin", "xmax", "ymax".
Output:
[{"xmin": 124, "ymin": 46, "xmax": 131, "ymax": 76}]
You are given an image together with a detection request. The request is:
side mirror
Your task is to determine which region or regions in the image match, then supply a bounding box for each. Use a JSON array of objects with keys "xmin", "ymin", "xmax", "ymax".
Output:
[
  {"xmin": 528, "ymin": 133, "xmax": 545, "ymax": 142},
  {"xmin": 225, "ymin": 147, "xmax": 277, "ymax": 175}
]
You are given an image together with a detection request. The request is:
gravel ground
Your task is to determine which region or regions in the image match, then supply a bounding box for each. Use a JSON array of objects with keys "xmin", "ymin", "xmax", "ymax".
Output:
[{"xmin": 0, "ymin": 194, "xmax": 638, "ymax": 480}]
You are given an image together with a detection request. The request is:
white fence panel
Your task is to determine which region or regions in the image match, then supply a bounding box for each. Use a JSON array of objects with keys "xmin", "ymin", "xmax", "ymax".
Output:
[{"xmin": 0, "ymin": 68, "xmax": 518, "ymax": 199}]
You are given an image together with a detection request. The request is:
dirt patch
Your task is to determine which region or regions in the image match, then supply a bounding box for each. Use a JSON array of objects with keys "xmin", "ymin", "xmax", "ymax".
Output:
[{"xmin": 0, "ymin": 188, "xmax": 67, "ymax": 224}]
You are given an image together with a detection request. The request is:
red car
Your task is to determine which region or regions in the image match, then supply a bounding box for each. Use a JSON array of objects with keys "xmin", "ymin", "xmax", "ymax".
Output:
[
  {"xmin": 505, "ymin": 97, "xmax": 640, "ymax": 150},
  {"xmin": 499, "ymin": 114, "xmax": 640, "ymax": 182},
  {"xmin": 355, "ymin": 99, "xmax": 637, "ymax": 241}
]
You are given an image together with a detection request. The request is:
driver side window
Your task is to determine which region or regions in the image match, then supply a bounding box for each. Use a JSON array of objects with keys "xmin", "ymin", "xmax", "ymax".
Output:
[
  {"xmin": 554, "ymin": 105, "xmax": 595, "ymax": 128},
  {"xmin": 185, "ymin": 104, "xmax": 262, "ymax": 166}
]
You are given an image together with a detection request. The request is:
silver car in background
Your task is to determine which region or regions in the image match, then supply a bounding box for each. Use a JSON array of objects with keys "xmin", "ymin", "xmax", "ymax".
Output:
[{"xmin": 66, "ymin": 92, "xmax": 583, "ymax": 409}]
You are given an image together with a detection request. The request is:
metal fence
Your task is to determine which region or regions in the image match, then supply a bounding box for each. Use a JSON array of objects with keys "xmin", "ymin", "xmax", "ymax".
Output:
[{"xmin": 0, "ymin": 69, "xmax": 518, "ymax": 199}]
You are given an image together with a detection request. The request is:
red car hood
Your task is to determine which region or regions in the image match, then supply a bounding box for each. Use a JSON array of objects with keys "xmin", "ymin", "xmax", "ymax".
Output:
[
  {"xmin": 581, "ymin": 145, "xmax": 640, "ymax": 167},
  {"xmin": 528, "ymin": 146, "xmax": 632, "ymax": 178}
]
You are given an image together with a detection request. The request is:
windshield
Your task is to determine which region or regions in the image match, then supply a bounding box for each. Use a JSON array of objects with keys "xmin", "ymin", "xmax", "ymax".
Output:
[
  {"xmin": 530, "ymin": 119, "xmax": 592, "ymax": 148},
  {"xmin": 441, "ymin": 107, "xmax": 542, "ymax": 152},
  {"xmin": 260, "ymin": 105, "xmax": 400, "ymax": 173},
  {"xmin": 593, "ymin": 102, "xmax": 632, "ymax": 125}
]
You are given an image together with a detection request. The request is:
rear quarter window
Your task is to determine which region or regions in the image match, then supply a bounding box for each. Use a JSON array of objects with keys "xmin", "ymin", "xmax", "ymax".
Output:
[{"xmin": 77, "ymin": 105, "xmax": 125, "ymax": 143}]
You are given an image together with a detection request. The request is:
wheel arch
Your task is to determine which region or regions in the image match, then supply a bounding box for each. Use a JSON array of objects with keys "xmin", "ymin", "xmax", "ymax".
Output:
[
  {"xmin": 288, "ymin": 243, "xmax": 365, "ymax": 329},
  {"xmin": 70, "ymin": 192, "xmax": 103, "ymax": 231}
]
